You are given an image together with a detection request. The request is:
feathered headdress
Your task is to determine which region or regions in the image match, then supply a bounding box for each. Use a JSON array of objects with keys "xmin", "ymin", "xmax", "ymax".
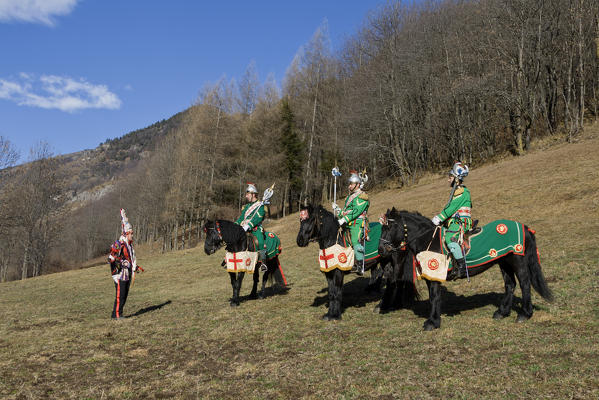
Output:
[{"xmin": 120, "ymin": 209, "xmax": 132, "ymax": 235}]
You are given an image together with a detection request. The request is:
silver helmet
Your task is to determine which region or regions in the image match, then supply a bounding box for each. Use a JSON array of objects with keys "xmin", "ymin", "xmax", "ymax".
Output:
[
  {"xmin": 348, "ymin": 171, "xmax": 361, "ymax": 184},
  {"xmin": 449, "ymin": 162, "xmax": 469, "ymax": 180},
  {"xmin": 246, "ymin": 182, "xmax": 258, "ymax": 194}
]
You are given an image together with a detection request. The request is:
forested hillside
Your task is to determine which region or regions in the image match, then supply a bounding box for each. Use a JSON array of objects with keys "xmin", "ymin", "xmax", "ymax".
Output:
[{"xmin": 0, "ymin": 0, "xmax": 597, "ymax": 282}]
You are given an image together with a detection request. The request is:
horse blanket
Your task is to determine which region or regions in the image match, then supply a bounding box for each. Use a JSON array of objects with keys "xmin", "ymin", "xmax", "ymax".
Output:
[
  {"xmin": 265, "ymin": 231, "xmax": 282, "ymax": 260},
  {"xmin": 441, "ymin": 219, "xmax": 526, "ymax": 271},
  {"xmin": 339, "ymin": 222, "xmax": 382, "ymax": 262},
  {"xmin": 225, "ymin": 251, "xmax": 258, "ymax": 273}
]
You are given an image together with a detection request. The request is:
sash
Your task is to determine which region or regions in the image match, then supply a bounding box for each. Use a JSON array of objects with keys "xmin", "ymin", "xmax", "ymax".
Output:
[
  {"xmin": 225, "ymin": 251, "xmax": 258, "ymax": 274},
  {"xmin": 416, "ymin": 251, "xmax": 450, "ymax": 282},
  {"xmin": 239, "ymin": 201, "xmax": 262, "ymax": 227},
  {"xmin": 318, "ymin": 244, "xmax": 354, "ymax": 272},
  {"xmin": 343, "ymin": 190, "xmax": 362, "ymax": 210}
]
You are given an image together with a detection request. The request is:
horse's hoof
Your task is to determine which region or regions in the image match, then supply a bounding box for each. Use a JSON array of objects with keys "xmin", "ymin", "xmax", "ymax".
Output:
[
  {"xmin": 493, "ymin": 310, "xmax": 507, "ymax": 320},
  {"xmin": 423, "ymin": 321, "xmax": 437, "ymax": 331},
  {"xmin": 322, "ymin": 314, "xmax": 332, "ymax": 321},
  {"xmin": 258, "ymin": 293, "xmax": 265, "ymax": 299},
  {"xmin": 373, "ymin": 306, "xmax": 381, "ymax": 314},
  {"xmin": 230, "ymin": 302, "xmax": 240, "ymax": 307},
  {"xmin": 516, "ymin": 314, "xmax": 530, "ymax": 323}
]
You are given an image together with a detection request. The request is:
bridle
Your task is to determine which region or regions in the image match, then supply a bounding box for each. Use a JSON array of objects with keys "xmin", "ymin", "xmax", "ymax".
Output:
[
  {"xmin": 299, "ymin": 208, "xmax": 322, "ymax": 244},
  {"xmin": 204, "ymin": 221, "xmax": 224, "ymax": 245},
  {"xmin": 381, "ymin": 212, "xmax": 438, "ymax": 253},
  {"xmin": 380, "ymin": 214, "xmax": 408, "ymax": 253}
]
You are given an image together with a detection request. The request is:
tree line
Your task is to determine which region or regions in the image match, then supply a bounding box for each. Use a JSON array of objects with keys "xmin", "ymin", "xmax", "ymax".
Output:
[{"xmin": 1, "ymin": 0, "xmax": 597, "ymax": 281}]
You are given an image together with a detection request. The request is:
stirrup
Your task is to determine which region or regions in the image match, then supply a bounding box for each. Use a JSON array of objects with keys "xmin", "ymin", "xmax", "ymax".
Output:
[{"xmin": 351, "ymin": 263, "xmax": 364, "ymax": 276}]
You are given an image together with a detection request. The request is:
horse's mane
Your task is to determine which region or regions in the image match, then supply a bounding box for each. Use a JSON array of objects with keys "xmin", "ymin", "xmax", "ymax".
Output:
[
  {"xmin": 215, "ymin": 219, "xmax": 246, "ymax": 246},
  {"xmin": 387, "ymin": 208, "xmax": 431, "ymax": 225}
]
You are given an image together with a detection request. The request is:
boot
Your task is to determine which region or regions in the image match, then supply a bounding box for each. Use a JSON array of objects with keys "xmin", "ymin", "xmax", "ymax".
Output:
[
  {"xmin": 453, "ymin": 257, "xmax": 467, "ymax": 279},
  {"xmin": 351, "ymin": 260, "xmax": 364, "ymax": 276}
]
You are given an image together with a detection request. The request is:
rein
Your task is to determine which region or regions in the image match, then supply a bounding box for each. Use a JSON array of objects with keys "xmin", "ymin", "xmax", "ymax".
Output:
[
  {"xmin": 380, "ymin": 216, "xmax": 408, "ymax": 252},
  {"xmin": 383, "ymin": 213, "xmax": 437, "ymax": 253}
]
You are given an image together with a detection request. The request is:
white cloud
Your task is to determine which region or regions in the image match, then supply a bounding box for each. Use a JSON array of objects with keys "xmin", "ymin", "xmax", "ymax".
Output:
[
  {"xmin": 0, "ymin": 0, "xmax": 79, "ymax": 26},
  {"xmin": 0, "ymin": 73, "xmax": 122, "ymax": 112}
]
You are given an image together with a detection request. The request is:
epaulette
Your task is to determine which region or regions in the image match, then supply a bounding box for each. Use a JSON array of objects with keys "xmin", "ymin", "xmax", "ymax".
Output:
[
  {"xmin": 453, "ymin": 187, "xmax": 464, "ymax": 196},
  {"xmin": 359, "ymin": 192, "xmax": 369, "ymax": 201}
]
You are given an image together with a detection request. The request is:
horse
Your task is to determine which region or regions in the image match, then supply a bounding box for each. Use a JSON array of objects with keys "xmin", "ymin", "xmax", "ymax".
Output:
[
  {"xmin": 379, "ymin": 208, "xmax": 554, "ymax": 330},
  {"xmin": 296, "ymin": 204, "xmax": 388, "ymax": 320},
  {"xmin": 203, "ymin": 220, "xmax": 287, "ymax": 306}
]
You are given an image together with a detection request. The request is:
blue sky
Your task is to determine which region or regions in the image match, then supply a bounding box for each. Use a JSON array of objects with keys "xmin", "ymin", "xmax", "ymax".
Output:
[{"xmin": 0, "ymin": 0, "xmax": 382, "ymax": 162}]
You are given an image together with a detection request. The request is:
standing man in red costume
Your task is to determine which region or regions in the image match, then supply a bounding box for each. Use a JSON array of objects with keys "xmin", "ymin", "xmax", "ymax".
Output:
[{"xmin": 108, "ymin": 209, "xmax": 141, "ymax": 320}]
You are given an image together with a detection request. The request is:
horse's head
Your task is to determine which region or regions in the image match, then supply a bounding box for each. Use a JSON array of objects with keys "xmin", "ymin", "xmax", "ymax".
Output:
[
  {"xmin": 297, "ymin": 205, "xmax": 318, "ymax": 247},
  {"xmin": 203, "ymin": 220, "xmax": 224, "ymax": 255},
  {"xmin": 379, "ymin": 208, "xmax": 407, "ymax": 257},
  {"xmin": 379, "ymin": 208, "xmax": 435, "ymax": 256}
]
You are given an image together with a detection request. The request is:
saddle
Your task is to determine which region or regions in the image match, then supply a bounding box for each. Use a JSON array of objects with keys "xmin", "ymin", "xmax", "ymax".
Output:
[
  {"xmin": 461, "ymin": 219, "xmax": 481, "ymax": 255},
  {"xmin": 246, "ymin": 233, "xmax": 259, "ymax": 252},
  {"xmin": 442, "ymin": 219, "xmax": 481, "ymax": 257}
]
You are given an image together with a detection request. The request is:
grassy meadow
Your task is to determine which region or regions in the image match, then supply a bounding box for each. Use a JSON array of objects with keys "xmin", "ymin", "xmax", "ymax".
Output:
[{"xmin": 1, "ymin": 125, "xmax": 599, "ymax": 399}]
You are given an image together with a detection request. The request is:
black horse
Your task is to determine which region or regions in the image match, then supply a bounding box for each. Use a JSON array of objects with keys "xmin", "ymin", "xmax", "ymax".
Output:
[
  {"xmin": 204, "ymin": 220, "xmax": 286, "ymax": 306},
  {"xmin": 296, "ymin": 204, "xmax": 387, "ymax": 320},
  {"xmin": 379, "ymin": 209, "xmax": 554, "ymax": 330}
]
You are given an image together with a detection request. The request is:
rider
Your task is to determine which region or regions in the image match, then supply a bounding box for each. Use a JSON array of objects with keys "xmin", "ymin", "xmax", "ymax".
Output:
[
  {"xmin": 235, "ymin": 182, "xmax": 267, "ymax": 262},
  {"xmin": 431, "ymin": 162, "xmax": 472, "ymax": 279},
  {"xmin": 333, "ymin": 170, "xmax": 369, "ymax": 274}
]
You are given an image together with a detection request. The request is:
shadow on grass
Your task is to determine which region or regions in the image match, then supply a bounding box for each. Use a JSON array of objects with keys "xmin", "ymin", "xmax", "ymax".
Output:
[
  {"xmin": 129, "ymin": 300, "xmax": 172, "ymax": 317},
  {"xmin": 239, "ymin": 284, "xmax": 291, "ymax": 302},
  {"xmin": 311, "ymin": 276, "xmax": 383, "ymax": 314},
  {"xmin": 410, "ymin": 287, "xmax": 541, "ymax": 318}
]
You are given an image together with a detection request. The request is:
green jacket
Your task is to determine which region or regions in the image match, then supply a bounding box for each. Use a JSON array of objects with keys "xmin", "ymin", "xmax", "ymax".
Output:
[
  {"xmin": 436, "ymin": 185, "xmax": 472, "ymax": 231},
  {"xmin": 337, "ymin": 191, "xmax": 369, "ymax": 227},
  {"xmin": 235, "ymin": 201, "xmax": 265, "ymax": 231}
]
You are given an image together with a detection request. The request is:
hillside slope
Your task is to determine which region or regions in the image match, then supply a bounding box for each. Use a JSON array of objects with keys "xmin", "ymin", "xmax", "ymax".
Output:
[{"xmin": 1, "ymin": 125, "xmax": 598, "ymax": 399}]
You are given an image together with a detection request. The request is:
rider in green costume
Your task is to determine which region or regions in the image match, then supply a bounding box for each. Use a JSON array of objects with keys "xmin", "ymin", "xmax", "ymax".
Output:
[
  {"xmin": 332, "ymin": 170, "xmax": 369, "ymax": 274},
  {"xmin": 235, "ymin": 183, "xmax": 267, "ymax": 262},
  {"xmin": 431, "ymin": 162, "xmax": 472, "ymax": 279}
]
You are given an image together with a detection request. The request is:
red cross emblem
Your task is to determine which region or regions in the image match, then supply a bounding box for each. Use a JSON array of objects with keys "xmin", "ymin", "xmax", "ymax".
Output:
[
  {"xmin": 496, "ymin": 224, "xmax": 508, "ymax": 235},
  {"xmin": 320, "ymin": 249, "xmax": 334, "ymax": 269},
  {"xmin": 428, "ymin": 258, "xmax": 439, "ymax": 270},
  {"xmin": 228, "ymin": 253, "xmax": 243, "ymax": 271}
]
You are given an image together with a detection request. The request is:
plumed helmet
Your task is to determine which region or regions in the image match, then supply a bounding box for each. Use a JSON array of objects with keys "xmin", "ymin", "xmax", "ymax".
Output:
[
  {"xmin": 348, "ymin": 170, "xmax": 361, "ymax": 184},
  {"xmin": 449, "ymin": 162, "xmax": 469, "ymax": 180},
  {"xmin": 246, "ymin": 182, "xmax": 258, "ymax": 194}
]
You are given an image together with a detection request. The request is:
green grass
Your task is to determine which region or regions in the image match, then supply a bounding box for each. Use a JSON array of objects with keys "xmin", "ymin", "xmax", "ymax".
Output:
[{"xmin": 1, "ymin": 126, "xmax": 599, "ymax": 399}]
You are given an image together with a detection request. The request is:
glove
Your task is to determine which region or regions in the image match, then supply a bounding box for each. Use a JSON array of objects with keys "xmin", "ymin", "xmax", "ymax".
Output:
[
  {"xmin": 332, "ymin": 202, "xmax": 340, "ymax": 214},
  {"xmin": 242, "ymin": 224, "xmax": 250, "ymax": 232},
  {"xmin": 431, "ymin": 215, "xmax": 442, "ymax": 226},
  {"xmin": 338, "ymin": 218, "xmax": 346, "ymax": 226}
]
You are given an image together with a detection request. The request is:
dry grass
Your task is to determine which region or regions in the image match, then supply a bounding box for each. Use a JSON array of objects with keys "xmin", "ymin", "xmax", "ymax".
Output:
[{"xmin": 1, "ymin": 125, "xmax": 599, "ymax": 399}]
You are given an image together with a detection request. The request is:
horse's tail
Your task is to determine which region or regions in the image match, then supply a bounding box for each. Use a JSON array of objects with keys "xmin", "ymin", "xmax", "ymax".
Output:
[{"xmin": 525, "ymin": 227, "xmax": 554, "ymax": 302}]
